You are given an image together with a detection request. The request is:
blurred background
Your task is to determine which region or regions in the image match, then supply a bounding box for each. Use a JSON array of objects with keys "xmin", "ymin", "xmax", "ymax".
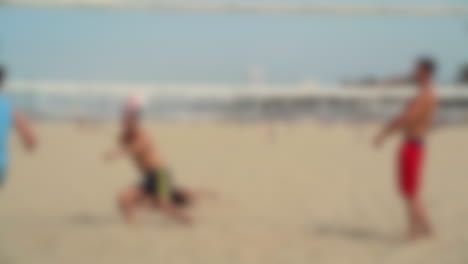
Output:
[
  {"xmin": 1, "ymin": 1, "xmax": 468, "ymax": 264},
  {"xmin": 1, "ymin": 0, "xmax": 468, "ymax": 123}
]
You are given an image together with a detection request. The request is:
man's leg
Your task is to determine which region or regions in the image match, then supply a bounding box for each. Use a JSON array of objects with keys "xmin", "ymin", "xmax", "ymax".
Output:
[
  {"xmin": 148, "ymin": 170, "xmax": 193, "ymax": 224},
  {"xmin": 173, "ymin": 187, "xmax": 217, "ymax": 205},
  {"xmin": 406, "ymin": 197, "xmax": 432, "ymax": 239},
  {"xmin": 118, "ymin": 186, "xmax": 144, "ymax": 224},
  {"xmin": 153, "ymin": 198, "xmax": 192, "ymax": 224},
  {"xmin": 400, "ymin": 141, "xmax": 431, "ymax": 241}
]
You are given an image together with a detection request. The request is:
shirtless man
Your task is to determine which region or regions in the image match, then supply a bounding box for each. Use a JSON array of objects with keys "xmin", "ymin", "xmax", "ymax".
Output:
[
  {"xmin": 374, "ymin": 58, "xmax": 438, "ymax": 241},
  {"xmin": 105, "ymin": 98, "xmax": 193, "ymax": 224}
]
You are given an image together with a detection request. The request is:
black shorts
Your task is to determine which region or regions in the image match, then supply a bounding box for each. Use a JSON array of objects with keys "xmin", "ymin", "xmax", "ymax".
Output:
[{"xmin": 140, "ymin": 169, "xmax": 189, "ymax": 207}]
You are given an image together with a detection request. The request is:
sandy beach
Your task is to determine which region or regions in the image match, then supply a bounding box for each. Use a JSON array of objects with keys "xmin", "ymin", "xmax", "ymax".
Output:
[{"xmin": 0, "ymin": 122, "xmax": 467, "ymax": 264}]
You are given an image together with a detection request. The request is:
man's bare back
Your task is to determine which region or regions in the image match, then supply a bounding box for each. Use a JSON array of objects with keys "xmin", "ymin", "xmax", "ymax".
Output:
[{"xmin": 120, "ymin": 128, "xmax": 162, "ymax": 173}]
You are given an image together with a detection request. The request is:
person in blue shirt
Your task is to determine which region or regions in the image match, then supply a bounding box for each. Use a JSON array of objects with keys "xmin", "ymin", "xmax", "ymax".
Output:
[{"xmin": 0, "ymin": 66, "xmax": 36, "ymax": 187}]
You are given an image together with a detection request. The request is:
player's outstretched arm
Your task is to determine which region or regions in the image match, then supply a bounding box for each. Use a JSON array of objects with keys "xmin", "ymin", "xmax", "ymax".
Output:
[{"xmin": 14, "ymin": 111, "xmax": 36, "ymax": 151}]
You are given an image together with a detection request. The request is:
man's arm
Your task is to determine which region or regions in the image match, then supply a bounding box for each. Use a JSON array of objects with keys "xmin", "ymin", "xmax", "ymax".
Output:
[
  {"xmin": 14, "ymin": 111, "xmax": 36, "ymax": 150},
  {"xmin": 104, "ymin": 131, "xmax": 147, "ymax": 162},
  {"xmin": 374, "ymin": 97, "xmax": 425, "ymax": 147}
]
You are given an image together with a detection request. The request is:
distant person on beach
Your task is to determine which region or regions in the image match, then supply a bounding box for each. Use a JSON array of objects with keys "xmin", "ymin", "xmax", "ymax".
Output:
[
  {"xmin": 374, "ymin": 58, "xmax": 438, "ymax": 241},
  {"xmin": 104, "ymin": 95, "xmax": 209, "ymax": 224},
  {"xmin": 0, "ymin": 66, "xmax": 37, "ymax": 187}
]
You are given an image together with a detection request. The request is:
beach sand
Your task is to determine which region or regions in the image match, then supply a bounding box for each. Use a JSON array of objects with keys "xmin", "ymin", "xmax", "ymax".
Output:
[{"xmin": 1, "ymin": 122, "xmax": 467, "ymax": 264}]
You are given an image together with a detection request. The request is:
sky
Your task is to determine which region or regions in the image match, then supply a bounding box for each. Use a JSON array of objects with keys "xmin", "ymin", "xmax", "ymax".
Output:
[{"xmin": 1, "ymin": 1, "xmax": 468, "ymax": 84}]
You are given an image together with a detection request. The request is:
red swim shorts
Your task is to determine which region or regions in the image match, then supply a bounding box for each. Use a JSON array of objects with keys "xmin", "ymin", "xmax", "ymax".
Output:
[{"xmin": 398, "ymin": 139, "xmax": 425, "ymax": 199}]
